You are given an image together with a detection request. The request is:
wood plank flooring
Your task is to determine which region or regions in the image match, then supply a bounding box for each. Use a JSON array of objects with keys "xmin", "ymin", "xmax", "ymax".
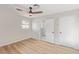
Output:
[{"xmin": 0, "ymin": 38, "xmax": 79, "ymax": 54}]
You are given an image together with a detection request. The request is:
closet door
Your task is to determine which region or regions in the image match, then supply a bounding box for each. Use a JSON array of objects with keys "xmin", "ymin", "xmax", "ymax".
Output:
[
  {"xmin": 32, "ymin": 19, "xmax": 41, "ymax": 39},
  {"xmin": 43, "ymin": 19, "xmax": 54, "ymax": 43},
  {"xmin": 58, "ymin": 15, "xmax": 79, "ymax": 48}
]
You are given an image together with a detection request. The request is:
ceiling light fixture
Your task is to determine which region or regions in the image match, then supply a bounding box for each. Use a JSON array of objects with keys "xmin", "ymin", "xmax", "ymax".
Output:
[{"xmin": 16, "ymin": 4, "xmax": 43, "ymax": 17}]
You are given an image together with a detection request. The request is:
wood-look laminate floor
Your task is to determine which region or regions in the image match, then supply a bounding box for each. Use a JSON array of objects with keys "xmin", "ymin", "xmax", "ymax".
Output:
[{"xmin": 0, "ymin": 38, "xmax": 79, "ymax": 54}]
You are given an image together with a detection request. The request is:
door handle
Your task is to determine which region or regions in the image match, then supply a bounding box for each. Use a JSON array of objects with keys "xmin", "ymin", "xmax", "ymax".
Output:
[
  {"xmin": 52, "ymin": 32, "xmax": 54, "ymax": 33},
  {"xmin": 60, "ymin": 32, "xmax": 62, "ymax": 34}
]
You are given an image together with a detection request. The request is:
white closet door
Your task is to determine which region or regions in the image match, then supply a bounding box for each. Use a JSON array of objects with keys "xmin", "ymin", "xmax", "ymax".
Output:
[
  {"xmin": 58, "ymin": 15, "xmax": 79, "ymax": 48},
  {"xmin": 32, "ymin": 20, "xmax": 41, "ymax": 39},
  {"xmin": 44, "ymin": 19, "xmax": 54, "ymax": 43}
]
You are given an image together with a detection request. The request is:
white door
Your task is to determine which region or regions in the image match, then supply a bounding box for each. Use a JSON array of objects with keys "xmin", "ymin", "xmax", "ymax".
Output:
[
  {"xmin": 57, "ymin": 15, "xmax": 78, "ymax": 47},
  {"xmin": 32, "ymin": 20, "xmax": 41, "ymax": 39},
  {"xmin": 43, "ymin": 19, "xmax": 54, "ymax": 43}
]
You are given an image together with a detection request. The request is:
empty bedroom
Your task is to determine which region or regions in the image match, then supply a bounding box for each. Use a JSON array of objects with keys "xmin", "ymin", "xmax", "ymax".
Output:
[{"xmin": 0, "ymin": 4, "xmax": 79, "ymax": 54}]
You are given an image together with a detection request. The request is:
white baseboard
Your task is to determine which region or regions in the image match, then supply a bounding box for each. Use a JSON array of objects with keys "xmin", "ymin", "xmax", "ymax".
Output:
[{"xmin": 0, "ymin": 36, "xmax": 32, "ymax": 47}]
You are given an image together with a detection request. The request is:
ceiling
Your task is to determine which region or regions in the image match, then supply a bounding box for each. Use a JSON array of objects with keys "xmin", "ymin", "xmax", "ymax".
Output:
[{"xmin": 11, "ymin": 4, "xmax": 79, "ymax": 18}]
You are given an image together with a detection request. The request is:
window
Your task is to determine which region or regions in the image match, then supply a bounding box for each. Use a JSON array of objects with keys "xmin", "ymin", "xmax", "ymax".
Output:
[{"xmin": 21, "ymin": 20, "xmax": 29, "ymax": 29}]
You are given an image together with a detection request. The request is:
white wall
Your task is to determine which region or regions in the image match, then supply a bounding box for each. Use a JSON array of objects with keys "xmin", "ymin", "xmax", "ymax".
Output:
[
  {"xmin": 74, "ymin": 15, "xmax": 79, "ymax": 48},
  {"xmin": 32, "ymin": 12, "xmax": 79, "ymax": 49},
  {"xmin": 54, "ymin": 15, "xmax": 79, "ymax": 49},
  {"xmin": 0, "ymin": 5, "xmax": 31, "ymax": 46}
]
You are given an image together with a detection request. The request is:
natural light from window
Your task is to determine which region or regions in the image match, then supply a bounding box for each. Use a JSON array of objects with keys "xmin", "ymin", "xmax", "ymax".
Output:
[{"xmin": 21, "ymin": 20, "xmax": 30, "ymax": 29}]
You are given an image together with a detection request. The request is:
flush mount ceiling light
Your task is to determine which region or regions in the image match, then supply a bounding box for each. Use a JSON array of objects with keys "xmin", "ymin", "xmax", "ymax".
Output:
[{"xmin": 16, "ymin": 4, "xmax": 43, "ymax": 16}]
